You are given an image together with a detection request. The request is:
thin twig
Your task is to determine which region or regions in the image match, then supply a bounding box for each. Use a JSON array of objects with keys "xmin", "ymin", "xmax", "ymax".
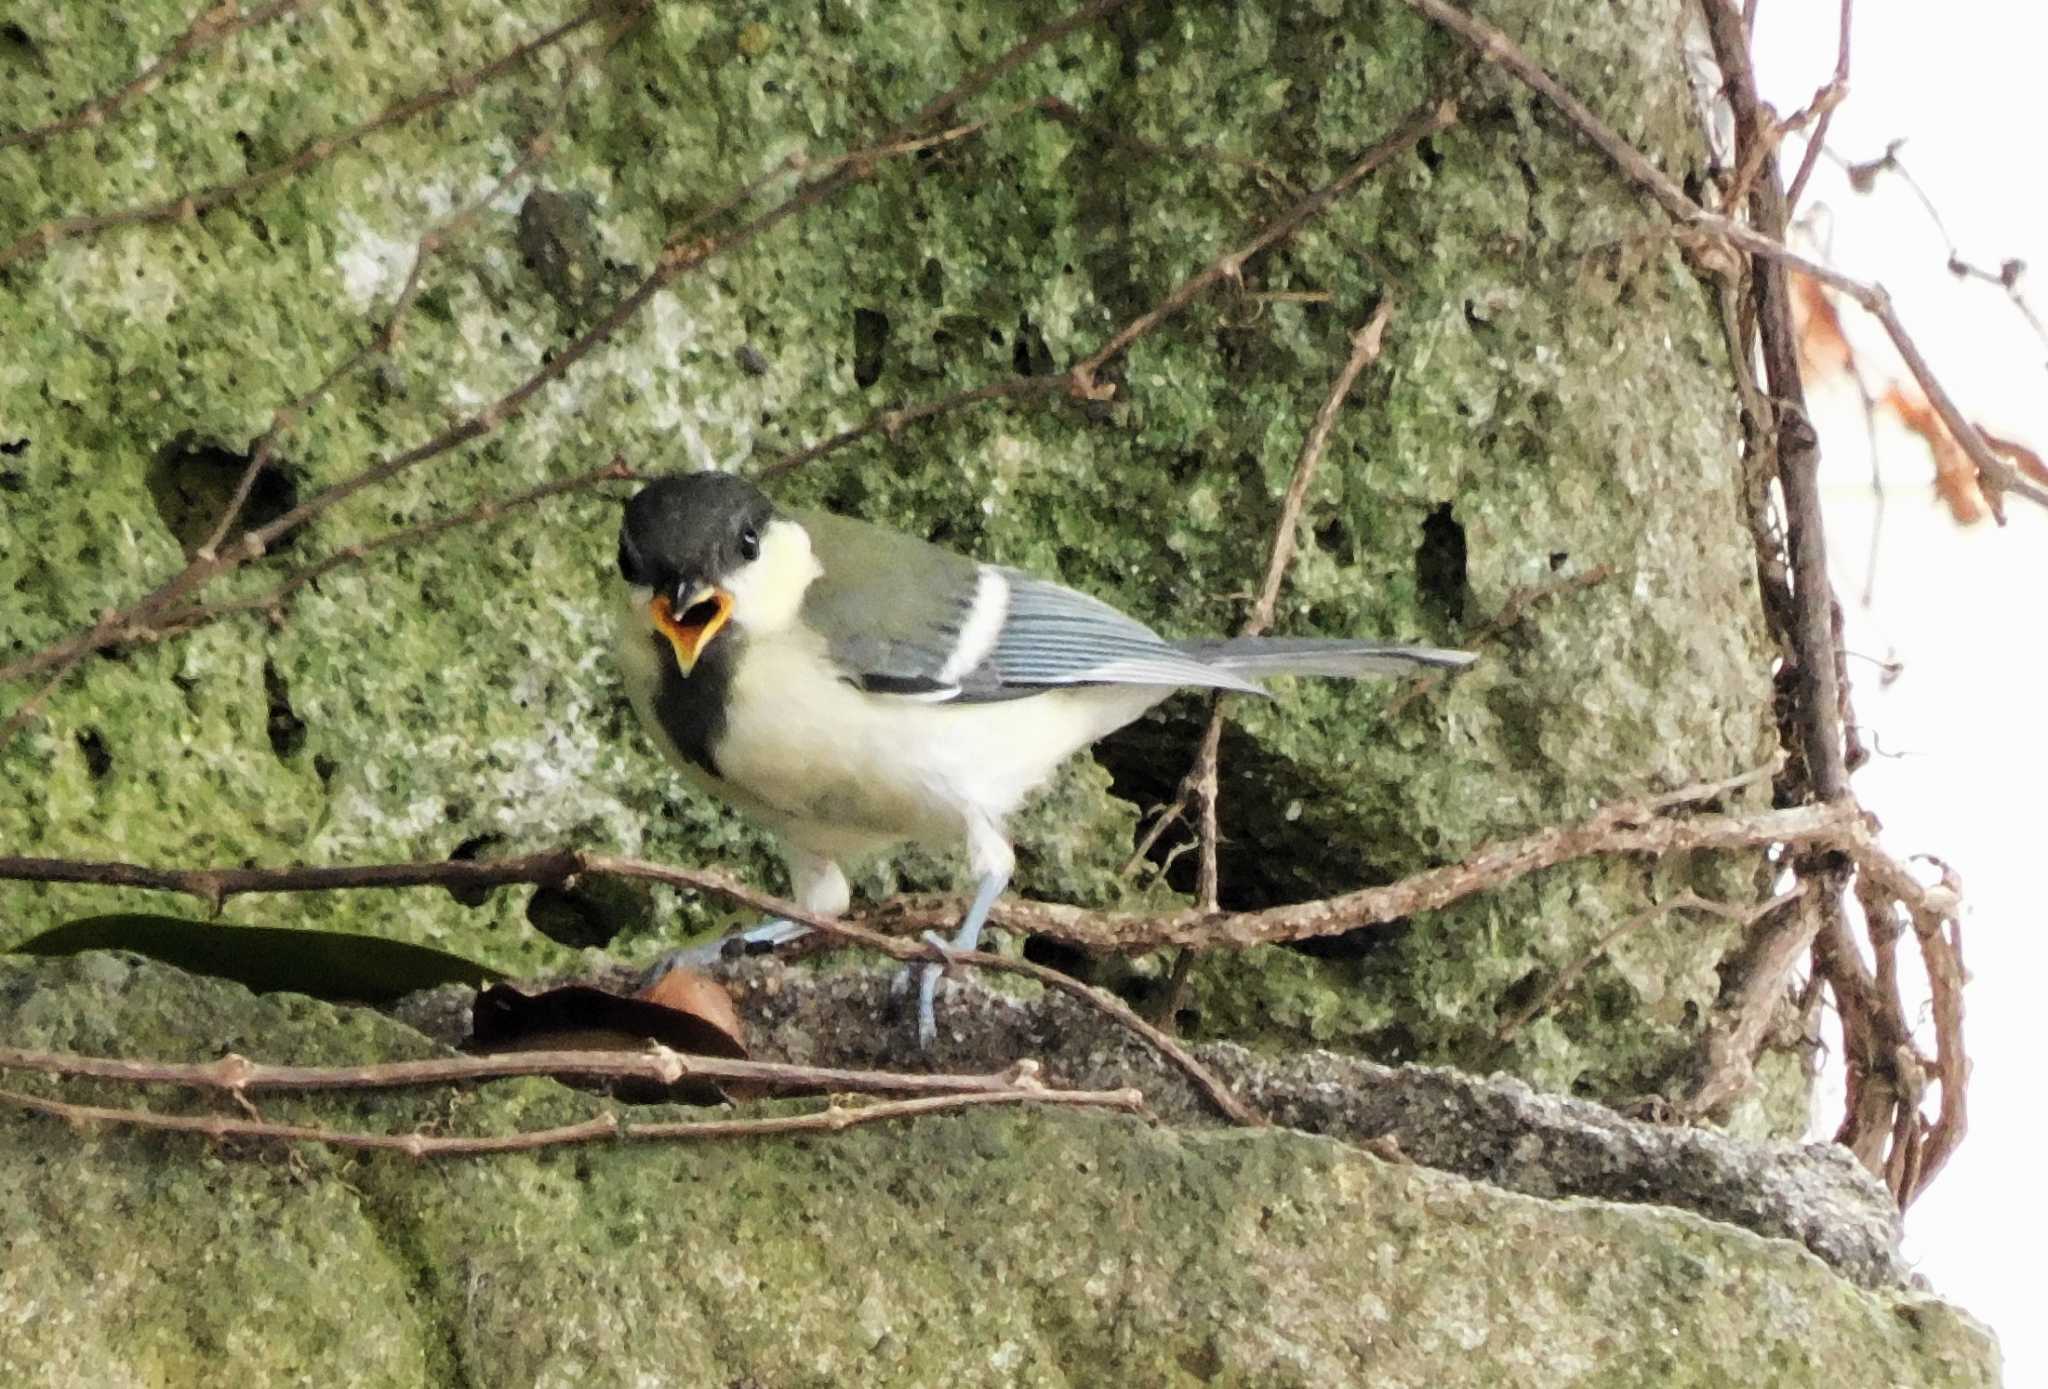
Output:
[
  {"xmin": 0, "ymin": 770, "xmax": 1844, "ymax": 961},
  {"xmin": 0, "ymin": 1, "xmax": 1126, "ymax": 709},
  {"xmin": 0, "ymin": 779, "xmax": 1868, "ymax": 1126},
  {"xmin": 0, "ymin": 1085, "xmax": 1145, "ymax": 1158},
  {"xmin": 0, "ymin": 1, "xmax": 321, "ymax": 152},
  {"xmin": 1497, "ymin": 888, "xmax": 1804, "ymax": 1042},
  {"xmin": 758, "ymin": 97, "xmax": 1455, "ymax": 482},
  {"xmin": 146, "ymin": 461, "xmax": 635, "ymax": 643},
  {"xmin": 1395, "ymin": 0, "xmax": 2048, "ymax": 515},
  {"xmin": 0, "ymin": 2, "xmax": 614, "ymax": 268},
  {"xmin": 0, "ymin": 1045, "xmax": 1086, "ymax": 1102},
  {"xmin": 1066, "ymin": 103, "xmax": 1455, "ymax": 397},
  {"xmin": 1781, "ymin": 0, "xmax": 1853, "ymax": 212},
  {"xmin": 1147, "ymin": 303, "xmax": 1396, "ymax": 1028},
  {"xmin": 1838, "ymin": 144, "xmax": 2048, "ymax": 364}
]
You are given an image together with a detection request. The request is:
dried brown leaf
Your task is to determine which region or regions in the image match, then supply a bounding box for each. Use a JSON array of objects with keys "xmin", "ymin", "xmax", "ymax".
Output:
[
  {"xmin": 469, "ymin": 978, "xmax": 750, "ymax": 1103},
  {"xmin": 1879, "ymin": 384, "xmax": 1990, "ymax": 525},
  {"xmin": 1790, "ymin": 270, "xmax": 1854, "ymax": 380}
]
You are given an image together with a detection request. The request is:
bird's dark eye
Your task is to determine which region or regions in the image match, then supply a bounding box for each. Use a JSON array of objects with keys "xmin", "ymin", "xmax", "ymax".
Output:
[{"xmin": 737, "ymin": 525, "xmax": 760, "ymax": 561}]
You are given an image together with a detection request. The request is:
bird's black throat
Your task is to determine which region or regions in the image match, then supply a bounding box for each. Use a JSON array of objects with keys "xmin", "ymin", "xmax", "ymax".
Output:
[{"xmin": 650, "ymin": 624, "xmax": 739, "ymax": 779}]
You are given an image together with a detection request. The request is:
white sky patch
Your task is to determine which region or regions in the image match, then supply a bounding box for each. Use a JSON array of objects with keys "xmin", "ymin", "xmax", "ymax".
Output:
[{"xmin": 1753, "ymin": 4, "xmax": 2048, "ymax": 1380}]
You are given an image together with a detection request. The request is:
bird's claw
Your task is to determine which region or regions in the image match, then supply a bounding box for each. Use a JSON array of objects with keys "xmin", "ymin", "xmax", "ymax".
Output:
[{"xmin": 639, "ymin": 917, "xmax": 810, "ymax": 986}]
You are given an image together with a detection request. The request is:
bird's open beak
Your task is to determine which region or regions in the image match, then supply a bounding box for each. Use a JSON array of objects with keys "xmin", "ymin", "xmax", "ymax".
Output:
[{"xmin": 650, "ymin": 584, "xmax": 734, "ymax": 675}]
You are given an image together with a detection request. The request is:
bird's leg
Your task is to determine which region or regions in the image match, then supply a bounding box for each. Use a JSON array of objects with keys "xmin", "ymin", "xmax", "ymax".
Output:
[
  {"xmin": 640, "ymin": 850, "xmax": 846, "ymax": 982},
  {"xmin": 914, "ymin": 816, "xmax": 1015, "ymax": 1048}
]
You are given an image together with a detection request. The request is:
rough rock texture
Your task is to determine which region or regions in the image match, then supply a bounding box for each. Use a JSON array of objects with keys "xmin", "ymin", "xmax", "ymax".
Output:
[
  {"xmin": 0, "ymin": 0, "xmax": 1791, "ymax": 1127},
  {"xmin": 566, "ymin": 956, "xmax": 1907, "ymax": 1288},
  {"xmin": 0, "ymin": 954, "xmax": 2003, "ymax": 1387}
]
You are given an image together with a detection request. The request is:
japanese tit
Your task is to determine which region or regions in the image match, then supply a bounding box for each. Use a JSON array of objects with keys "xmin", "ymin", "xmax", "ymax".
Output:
[{"xmin": 614, "ymin": 471, "xmax": 1472, "ymax": 1043}]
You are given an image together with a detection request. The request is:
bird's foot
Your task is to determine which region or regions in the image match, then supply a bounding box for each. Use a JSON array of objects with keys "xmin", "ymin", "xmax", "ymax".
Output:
[
  {"xmin": 639, "ymin": 917, "xmax": 811, "ymax": 985},
  {"xmin": 911, "ymin": 870, "xmax": 1007, "ymax": 1049}
]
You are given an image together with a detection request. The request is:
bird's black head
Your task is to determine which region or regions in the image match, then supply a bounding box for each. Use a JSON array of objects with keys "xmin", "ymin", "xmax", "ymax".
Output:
[
  {"xmin": 619, "ymin": 472, "xmax": 778, "ymax": 675},
  {"xmin": 618, "ymin": 472, "xmax": 776, "ymax": 594}
]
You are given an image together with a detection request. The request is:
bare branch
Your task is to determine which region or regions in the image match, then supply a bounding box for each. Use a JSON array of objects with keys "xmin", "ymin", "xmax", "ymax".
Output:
[
  {"xmin": 0, "ymin": 1, "xmax": 321, "ymax": 153},
  {"xmin": 1395, "ymin": 0, "xmax": 2048, "ymax": 515},
  {"xmin": 1190, "ymin": 305, "xmax": 1393, "ymax": 932},
  {"xmin": 0, "ymin": 1045, "xmax": 1095, "ymax": 1103},
  {"xmin": 1066, "ymin": 102, "xmax": 1455, "ymax": 397},
  {"xmin": 0, "ymin": 771, "xmax": 1839, "ymax": 959},
  {"xmin": 1, "ymin": 2, "xmax": 1131, "ymax": 714},
  {"xmin": 1782, "ymin": 0, "xmax": 1853, "ymax": 211},
  {"xmin": 0, "ymin": 2, "xmax": 616, "ymax": 268},
  {"xmin": 145, "ymin": 462, "xmax": 635, "ymax": 645},
  {"xmin": 0, "ymin": 1084, "xmax": 1145, "ymax": 1158},
  {"xmin": 759, "ymin": 97, "xmax": 1455, "ymax": 482}
]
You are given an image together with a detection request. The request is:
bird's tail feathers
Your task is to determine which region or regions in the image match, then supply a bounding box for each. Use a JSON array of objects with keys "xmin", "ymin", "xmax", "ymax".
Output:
[{"xmin": 1173, "ymin": 636, "xmax": 1475, "ymax": 680}]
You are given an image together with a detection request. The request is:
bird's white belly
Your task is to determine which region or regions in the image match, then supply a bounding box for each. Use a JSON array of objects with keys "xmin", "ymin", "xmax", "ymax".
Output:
[{"xmin": 715, "ymin": 633, "xmax": 1167, "ymax": 859}]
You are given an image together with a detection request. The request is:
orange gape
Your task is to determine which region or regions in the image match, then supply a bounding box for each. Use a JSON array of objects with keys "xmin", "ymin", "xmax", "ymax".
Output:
[{"xmin": 650, "ymin": 588, "xmax": 733, "ymax": 674}]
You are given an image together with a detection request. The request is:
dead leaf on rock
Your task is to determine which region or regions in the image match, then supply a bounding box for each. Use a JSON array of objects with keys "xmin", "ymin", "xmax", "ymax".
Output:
[{"xmin": 469, "ymin": 971, "xmax": 750, "ymax": 1104}]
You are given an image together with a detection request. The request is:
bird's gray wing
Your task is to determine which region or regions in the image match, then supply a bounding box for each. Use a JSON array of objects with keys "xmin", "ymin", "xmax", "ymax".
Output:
[
  {"xmin": 795, "ymin": 510, "xmax": 990, "ymax": 700},
  {"xmin": 977, "ymin": 571, "xmax": 1265, "ymax": 698},
  {"xmin": 797, "ymin": 508, "xmax": 1262, "ymax": 703}
]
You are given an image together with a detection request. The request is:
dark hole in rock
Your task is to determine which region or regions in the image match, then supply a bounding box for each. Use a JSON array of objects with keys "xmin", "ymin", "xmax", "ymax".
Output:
[
  {"xmin": 1021, "ymin": 934, "xmax": 1092, "ymax": 979},
  {"xmin": 445, "ymin": 834, "xmax": 507, "ymax": 909},
  {"xmin": 1282, "ymin": 919, "xmax": 1411, "ymax": 962},
  {"xmin": 1011, "ymin": 314, "xmax": 1054, "ymax": 377},
  {"xmin": 261, "ymin": 659, "xmax": 306, "ymax": 761},
  {"xmin": 146, "ymin": 435, "xmax": 297, "ymax": 559},
  {"xmin": 526, "ymin": 885, "xmax": 627, "ymax": 950},
  {"xmin": 1497, "ymin": 965, "xmax": 1548, "ymax": 1020},
  {"xmin": 76, "ymin": 729, "xmax": 111, "ymax": 779},
  {"xmin": 1097, "ymin": 716, "xmax": 1399, "ymax": 921},
  {"xmin": 1415, "ymin": 502, "xmax": 1468, "ymax": 624},
  {"xmin": 852, "ymin": 307, "xmax": 889, "ymax": 388}
]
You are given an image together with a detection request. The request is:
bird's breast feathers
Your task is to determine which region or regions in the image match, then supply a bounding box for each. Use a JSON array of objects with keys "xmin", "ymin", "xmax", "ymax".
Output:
[{"xmin": 711, "ymin": 626, "xmax": 1162, "ymax": 853}]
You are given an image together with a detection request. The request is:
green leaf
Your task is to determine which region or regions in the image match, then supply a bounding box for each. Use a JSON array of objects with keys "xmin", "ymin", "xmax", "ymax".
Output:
[{"xmin": 9, "ymin": 915, "xmax": 504, "ymax": 1003}]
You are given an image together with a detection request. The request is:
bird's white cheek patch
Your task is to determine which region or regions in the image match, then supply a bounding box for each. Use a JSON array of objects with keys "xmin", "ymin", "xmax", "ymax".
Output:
[{"xmin": 723, "ymin": 518, "xmax": 822, "ymax": 634}]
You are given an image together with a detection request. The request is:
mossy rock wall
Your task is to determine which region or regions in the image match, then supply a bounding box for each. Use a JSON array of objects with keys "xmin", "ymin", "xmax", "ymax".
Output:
[{"xmin": 2, "ymin": 2, "xmax": 1780, "ymax": 1122}]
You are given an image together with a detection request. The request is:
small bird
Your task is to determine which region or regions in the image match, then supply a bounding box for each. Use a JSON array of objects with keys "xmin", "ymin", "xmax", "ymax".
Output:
[{"xmin": 613, "ymin": 471, "xmax": 1473, "ymax": 1044}]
